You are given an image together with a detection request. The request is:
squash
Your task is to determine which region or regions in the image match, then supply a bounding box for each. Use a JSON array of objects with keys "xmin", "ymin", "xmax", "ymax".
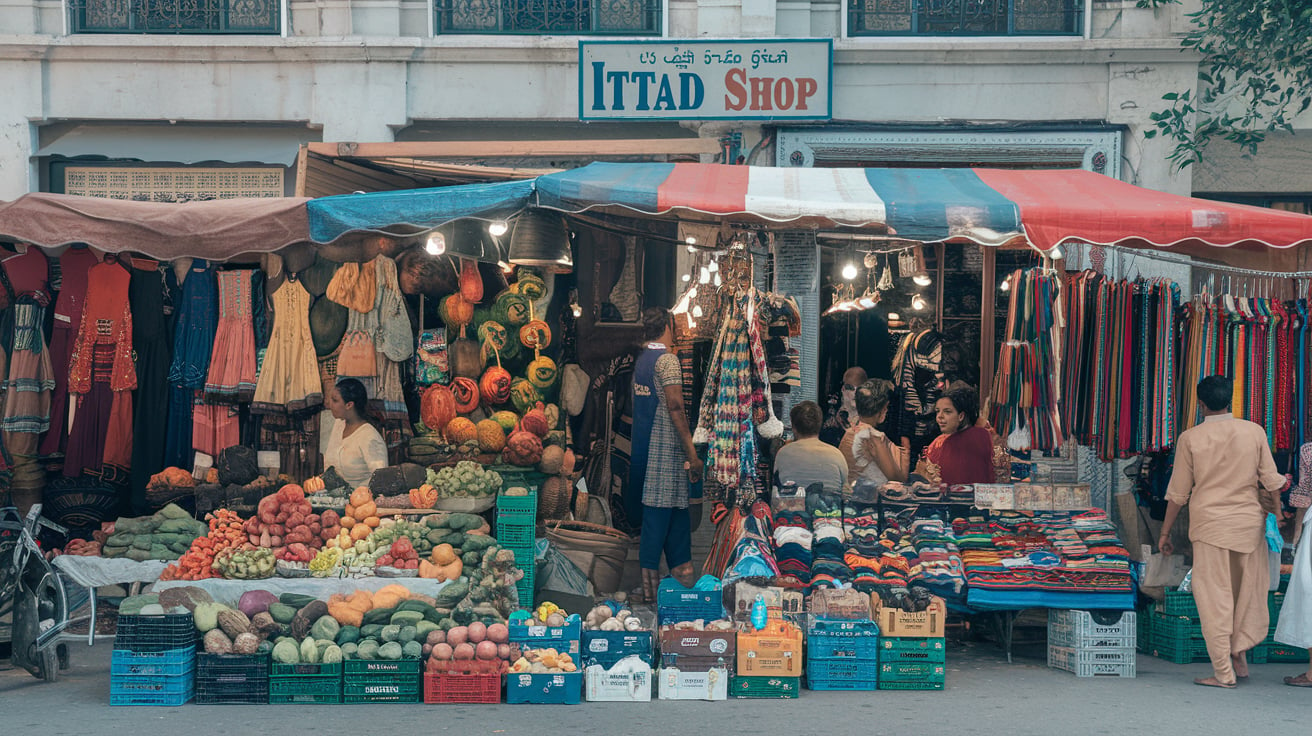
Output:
[
  {"xmin": 509, "ymin": 379, "xmax": 542, "ymax": 414},
  {"xmin": 440, "ymin": 294, "xmax": 475, "ymax": 333},
  {"xmin": 480, "ymin": 366, "xmax": 513, "ymax": 407},
  {"xmin": 350, "ymin": 524, "xmax": 372, "ymax": 541},
  {"xmin": 432, "ymin": 544, "xmax": 458, "ymax": 565},
  {"xmin": 352, "ymin": 500, "xmax": 377, "ymax": 522},
  {"xmin": 421, "ymin": 385, "xmax": 458, "ymax": 435},
  {"xmin": 459, "ymin": 259, "xmax": 483, "ymax": 303},
  {"xmin": 451, "ymin": 377, "xmax": 480, "ymax": 415},
  {"xmin": 349, "ymin": 487, "xmax": 373, "ymax": 507},
  {"xmin": 491, "ymin": 410, "xmax": 519, "ymax": 433},
  {"xmin": 409, "ymin": 484, "xmax": 438, "ymax": 509},
  {"xmin": 475, "ymin": 420, "xmax": 506, "ymax": 453},
  {"xmin": 328, "ymin": 599, "xmax": 365, "ymax": 628},
  {"xmin": 527, "ymin": 356, "xmax": 559, "ymax": 392},
  {"xmin": 303, "ymin": 476, "xmax": 326, "ymax": 494},
  {"xmin": 477, "ymin": 320, "xmax": 509, "ymax": 352},
  {"xmin": 444, "ymin": 417, "xmax": 478, "ymax": 445},
  {"xmin": 418, "ymin": 560, "xmax": 442, "ymax": 579},
  {"xmin": 494, "ymin": 291, "xmax": 530, "ymax": 327}
]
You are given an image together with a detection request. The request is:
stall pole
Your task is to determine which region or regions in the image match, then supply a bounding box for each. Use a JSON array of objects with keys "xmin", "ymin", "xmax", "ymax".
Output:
[{"xmin": 980, "ymin": 247, "xmax": 997, "ymax": 394}]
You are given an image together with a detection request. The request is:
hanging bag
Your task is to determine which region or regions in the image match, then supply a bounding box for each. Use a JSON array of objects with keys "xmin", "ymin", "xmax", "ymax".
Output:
[
  {"xmin": 413, "ymin": 295, "xmax": 450, "ymax": 386},
  {"xmin": 377, "ymin": 262, "xmax": 414, "ymax": 363}
]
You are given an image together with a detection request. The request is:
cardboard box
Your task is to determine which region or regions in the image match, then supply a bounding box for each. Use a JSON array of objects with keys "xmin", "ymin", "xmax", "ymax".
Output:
[
  {"xmin": 736, "ymin": 622, "xmax": 803, "ymax": 676},
  {"xmin": 808, "ymin": 588, "xmax": 871, "ymax": 620},
  {"xmin": 584, "ymin": 657, "xmax": 653, "ymax": 702},
  {"xmin": 973, "ymin": 484, "xmax": 1014, "ymax": 510},
  {"xmin": 659, "ymin": 629, "xmax": 736, "ymax": 660},
  {"xmin": 729, "ymin": 582, "xmax": 783, "ymax": 622},
  {"xmin": 658, "ymin": 667, "xmax": 729, "ymax": 700},
  {"xmin": 780, "ymin": 590, "xmax": 805, "ymax": 617},
  {"xmin": 871, "ymin": 596, "xmax": 947, "ymax": 638}
]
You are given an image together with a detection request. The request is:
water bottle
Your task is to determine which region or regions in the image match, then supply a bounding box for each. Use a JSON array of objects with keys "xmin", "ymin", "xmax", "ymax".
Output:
[{"xmin": 751, "ymin": 594, "xmax": 767, "ymax": 630}]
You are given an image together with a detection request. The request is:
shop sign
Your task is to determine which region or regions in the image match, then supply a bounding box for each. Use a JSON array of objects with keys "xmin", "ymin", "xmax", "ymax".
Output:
[{"xmin": 579, "ymin": 39, "xmax": 832, "ymax": 121}]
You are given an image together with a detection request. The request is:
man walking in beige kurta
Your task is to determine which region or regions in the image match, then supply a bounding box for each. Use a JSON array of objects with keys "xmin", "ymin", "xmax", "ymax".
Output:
[{"xmin": 1159, "ymin": 375, "xmax": 1287, "ymax": 688}]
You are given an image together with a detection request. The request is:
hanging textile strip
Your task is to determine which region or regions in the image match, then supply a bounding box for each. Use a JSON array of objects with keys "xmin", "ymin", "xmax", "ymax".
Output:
[{"xmin": 1231, "ymin": 302, "xmax": 1246, "ymax": 420}]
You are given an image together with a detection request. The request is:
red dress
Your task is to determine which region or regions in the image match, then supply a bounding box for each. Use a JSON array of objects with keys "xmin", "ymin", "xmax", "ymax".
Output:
[
  {"xmin": 65, "ymin": 261, "xmax": 135, "ymax": 479},
  {"xmin": 41, "ymin": 246, "xmax": 100, "ymax": 457}
]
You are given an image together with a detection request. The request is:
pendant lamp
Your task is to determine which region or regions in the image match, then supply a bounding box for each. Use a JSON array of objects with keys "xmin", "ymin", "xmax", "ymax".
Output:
[{"xmin": 508, "ymin": 208, "xmax": 573, "ymax": 273}]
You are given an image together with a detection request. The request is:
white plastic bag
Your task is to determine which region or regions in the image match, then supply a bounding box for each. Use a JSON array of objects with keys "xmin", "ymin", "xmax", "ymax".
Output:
[{"xmin": 1140, "ymin": 543, "xmax": 1187, "ymax": 589}]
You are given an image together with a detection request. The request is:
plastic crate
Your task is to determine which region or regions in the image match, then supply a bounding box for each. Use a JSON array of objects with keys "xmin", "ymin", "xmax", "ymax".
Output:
[
  {"xmin": 505, "ymin": 671, "xmax": 583, "ymax": 704},
  {"xmin": 268, "ymin": 675, "xmax": 342, "ymax": 704},
  {"xmin": 343, "ymin": 678, "xmax": 422, "ymax": 703},
  {"xmin": 423, "ymin": 671, "xmax": 503, "ymax": 704},
  {"xmin": 1149, "ymin": 638, "xmax": 1210, "ymax": 664},
  {"xmin": 494, "ymin": 469, "xmax": 548, "ymax": 499},
  {"xmin": 269, "ymin": 660, "xmax": 344, "ymax": 678},
  {"xmin": 508, "ymin": 615, "xmax": 582, "ymax": 655},
  {"xmin": 879, "ymin": 661, "xmax": 946, "ymax": 682},
  {"xmin": 658, "ymin": 667, "xmax": 729, "ymax": 700},
  {"xmin": 737, "ymin": 622, "xmax": 803, "ymax": 676},
  {"xmin": 113, "ymin": 612, "xmax": 197, "ymax": 653},
  {"xmin": 656, "ymin": 578, "xmax": 724, "ymax": 625},
  {"xmin": 878, "ymin": 677, "xmax": 945, "ymax": 691},
  {"xmin": 1048, "ymin": 610, "xmax": 1137, "ymax": 650},
  {"xmin": 515, "ymin": 566, "xmax": 535, "ymax": 610},
  {"xmin": 805, "ymin": 619, "xmax": 880, "ymax": 660},
  {"xmin": 343, "ymin": 658, "xmax": 422, "ymax": 677},
  {"xmin": 195, "ymin": 676, "xmax": 268, "ymax": 704},
  {"xmin": 497, "ymin": 521, "xmax": 537, "ymax": 551},
  {"xmin": 730, "ymin": 675, "xmax": 800, "ymax": 698},
  {"xmin": 1158, "ymin": 588, "xmax": 1199, "ymax": 618},
  {"xmin": 1047, "ymin": 644, "xmax": 1137, "ymax": 678},
  {"xmin": 1249, "ymin": 642, "xmax": 1310, "ymax": 664},
  {"xmin": 584, "ymin": 659, "xmax": 654, "ymax": 702},
  {"xmin": 196, "ymin": 652, "xmax": 269, "ymax": 685},
  {"xmin": 110, "ymin": 670, "xmax": 195, "ymax": 706},
  {"xmin": 1136, "ymin": 607, "xmax": 1153, "ymax": 653},
  {"xmin": 805, "ymin": 657, "xmax": 879, "ymax": 689},
  {"xmin": 878, "ymin": 637, "xmax": 947, "ymax": 663},
  {"xmin": 582, "ymin": 630, "xmax": 655, "ymax": 668},
  {"xmin": 110, "ymin": 646, "xmax": 196, "ymax": 677},
  {"xmin": 1269, "ymin": 591, "xmax": 1284, "ymax": 622}
]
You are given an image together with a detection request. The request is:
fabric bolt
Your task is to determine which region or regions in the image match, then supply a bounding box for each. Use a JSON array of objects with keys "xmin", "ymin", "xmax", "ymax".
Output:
[
  {"xmin": 41, "ymin": 246, "xmax": 99, "ymax": 457},
  {"xmin": 323, "ymin": 419, "xmax": 388, "ymax": 488},
  {"xmin": 128, "ymin": 261, "xmax": 174, "ymax": 511},
  {"xmin": 205, "ymin": 269, "xmax": 258, "ymax": 402},
  {"xmin": 1191, "ymin": 539, "xmax": 1271, "ymax": 684},
  {"xmin": 252, "ymin": 277, "xmax": 325, "ymax": 415}
]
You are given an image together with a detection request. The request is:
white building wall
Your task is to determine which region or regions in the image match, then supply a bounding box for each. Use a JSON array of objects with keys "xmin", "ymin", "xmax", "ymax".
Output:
[{"xmin": 0, "ymin": 0, "xmax": 1279, "ymax": 202}]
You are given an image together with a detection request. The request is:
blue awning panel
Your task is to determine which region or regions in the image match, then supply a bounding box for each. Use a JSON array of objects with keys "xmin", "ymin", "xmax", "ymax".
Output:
[{"xmin": 307, "ymin": 179, "xmax": 534, "ymax": 242}]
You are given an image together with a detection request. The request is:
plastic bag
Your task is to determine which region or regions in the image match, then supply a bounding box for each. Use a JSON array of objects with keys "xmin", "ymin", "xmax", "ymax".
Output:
[
  {"xmin": 1265, "ymin": 513, "xmax": 1283, "ymax": 553},
  {"xmin": 1140, "ymin": 544, "xmax": 1187, "ymax": 589}
]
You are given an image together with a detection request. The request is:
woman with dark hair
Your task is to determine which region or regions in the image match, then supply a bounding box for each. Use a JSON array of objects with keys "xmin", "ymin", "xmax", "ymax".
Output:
[
  {"xmin": 323, "ymin": 378, "xmax": 388, "ymax": 488},
  {"xmin": 918, "ymin": 384, "xmax": 994, "ymax": 485},
  {"xmin": 840, "ymin": 379, "xmax": 906, "ymax": 489}
]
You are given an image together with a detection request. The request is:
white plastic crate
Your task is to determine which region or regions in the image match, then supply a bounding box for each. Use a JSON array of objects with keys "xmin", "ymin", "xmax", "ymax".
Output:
[
  {"xmin": 1047, "ymin": 644, "xmax": 1137, "ymax": 678},
  {"xmin": 1048, "ymin": 610, "xmax": 1136, "ymax": 650},
  {"xmin": 584, "ymin": 657, "xmax": 653, "ymax": 702},
  {"xmin": 658, "ymin": 667, "xmax": 729, "ymax": 700}
]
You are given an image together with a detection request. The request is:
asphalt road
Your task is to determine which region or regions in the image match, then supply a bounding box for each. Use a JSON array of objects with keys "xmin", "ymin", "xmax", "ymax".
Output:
[{"xmin": 2, "ymin": 639, "xmax": 1308, "ymax": 736}]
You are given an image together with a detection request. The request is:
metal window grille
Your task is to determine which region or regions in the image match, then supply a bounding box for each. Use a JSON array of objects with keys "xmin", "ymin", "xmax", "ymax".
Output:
[
  {"xmin": 69, "ymin": 0, "xmax": 281, "ymax": 34},
  {"xmin": 435, "ymin": 0, "xmax": 661, "ymax": 35},
  {"xmin": 849, "ymin": 0, "xmax": 1083, "ymax": 37}
]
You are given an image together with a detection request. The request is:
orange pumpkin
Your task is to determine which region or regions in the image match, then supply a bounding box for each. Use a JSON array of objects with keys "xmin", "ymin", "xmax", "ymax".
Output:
[
  {"xmin": 421, "ymin": 385, "xmax": 458, "ymax": 435},
  {"xmin": 519, "ymin": 319, "xmax": 552, "ymax": 350},
  {"xmin": 445, "ymin": 417, "xmax": 478, "ymax": 444},
  {"xmin": 409, "ymin": 484, "xmax": 438, "ymax": 509},
  {"xmin": 476, "ymin": 420, "xmax": 507, "ymax": 453},
  {"xmin": 451, "ymin": 377, "xmax": 480, "ymax": 415},
  {"xmin": 480, "ymin": 366, "xmax": 512, "ymax": 406}
]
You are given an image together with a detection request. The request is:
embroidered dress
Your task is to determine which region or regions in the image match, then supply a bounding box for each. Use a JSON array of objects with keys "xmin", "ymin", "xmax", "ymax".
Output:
[
  {"xmin": 2, "ymin": 298, "xmax": 56, "ymax": 434},
  {"xmin": 65, "ymin": 261, "xmax": 135, "ymax": 479},
  {"xmin": 41, "ymin": 246, "xmax": 99, "ymax": 456},
  {"xmin": 204, "ymin": 269, "xmax": 258, "ymax": 402},
  {"xmin": 252, "ymin": 277, "xmax": 323, "ymax": 414}
]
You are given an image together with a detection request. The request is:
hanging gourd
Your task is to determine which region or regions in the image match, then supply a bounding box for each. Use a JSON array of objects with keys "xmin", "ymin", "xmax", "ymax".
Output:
[
  {"xmin": 494, "ymin": 290, "xmax": 531, "ymax": 327},
  {"xmin": 519, "ymin": 402, "xmax": 550, "ymax": 438},
  {"xmin": 509, "ymin": 378, "xmax": 543, "ymax": 414},
  {"xmin": 480, "ymin": 346, "xmax": 513, "ymax": 406},
  {"xmin": 459, "ymin": 259, "xmax": 483, "ymax": 303},
  {"xmin": 512, "ymin": 268, "xmax": 548, "ymax": 302},
  {"xmin": 477, "ymin": 320, "xmax": 509, "ymax": 352},
  {"xmin": 527, "ymin": 355, "xmax": 559, "ymax": 392},
  {"xmin": 440, "ymin": 293, "xmax": 475, "ymax": 336},
  {"xmin": 420, "ymin": 384, "xmax": 457, "ymax": 435},
  {"xmin": 451, "ymin": 377, "xmax": 481, "ymax": 415},
  {"xmin": 519, "ymin": 320, "xmax": 552, "ymax": 350}
]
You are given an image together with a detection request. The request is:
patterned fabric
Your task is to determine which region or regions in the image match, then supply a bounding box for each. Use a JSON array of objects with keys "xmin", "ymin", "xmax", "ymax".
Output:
[
  {"xmin": 891, "ymin": 329, "xmax": 944, "ymax": 457},
  {"xmin": 640, "ymin": 352, "xmax": 689, "ymax": 508},
  {"xmin": 1292, "ymin": 443, "xmax": 1312, "ymax": 509},
  {"xmin": 205, "ymin": 269, "xmax": 258, "ymax": 402},
  {"xmin": 69, "ymin": 262, "xmax": 135, "ymax": 395},
  {"xmin": 2, "ymin": 299, "xmax": 55, "ymax": 434}
]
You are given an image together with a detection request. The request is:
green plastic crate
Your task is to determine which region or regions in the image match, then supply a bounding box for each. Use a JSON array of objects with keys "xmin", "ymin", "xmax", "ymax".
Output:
[
  {"xmin": 1151, "ymin": 612, "xmax": 1203, "ymax": 641},
  {"xmin": 878, "ymin": 677, "xmax": 945, "ymax": 691},
  {"xmin": 269, "ymin": 675, "xmax": 342, "ymax": 704},
  {"xmin": 1136, "ymin": 607, "xmax": 1153, "ymax": 653},
  {"xmin": 879, "ymin": 661, "xmax": 947, "ymax": 682},
  {"xmin": 1269, "ymin": 591, "xmax": 1284, "ymax": 623},
  {"xmin": 878, "ymin": 637, "xmax": 946, "ymax": 664},
  {"xmin": 342, "ymin": 677, "xmax": 422, "ymax": 703},
  {"xmin": 1158, "ymin": 588, "xmax": 1199, "ymax": 618},
  {"xmin": 495, "ymin": 468, "xmax": 548, "ymax": 499},
  {"xmin": 730, "ymin": 676, "xmax": 800, "ymax": 698},
  {"xmin": 1249, "ymin": 642, "xmax": 1309, "ymax": 664},
  {"xmin": 343, "ymin": 658, "xmax": 421, "ymax": 677}
]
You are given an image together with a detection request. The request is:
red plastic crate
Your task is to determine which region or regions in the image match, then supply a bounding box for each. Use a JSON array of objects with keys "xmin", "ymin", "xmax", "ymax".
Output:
[{"xmin": 423, "ymin": 671, "xmax": 502, "ymax": 704}]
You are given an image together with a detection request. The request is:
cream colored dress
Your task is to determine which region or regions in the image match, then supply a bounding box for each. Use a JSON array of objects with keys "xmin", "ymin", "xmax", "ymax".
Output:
[{"xmin": 252, "ymin": 278, "xmax": 324, "ymax": 414}]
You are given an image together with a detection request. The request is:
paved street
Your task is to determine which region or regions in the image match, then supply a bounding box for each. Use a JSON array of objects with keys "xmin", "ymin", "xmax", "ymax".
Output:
[{"xmin": 2, "ymin": 639, "xmax": 1307, "ymax": 736}]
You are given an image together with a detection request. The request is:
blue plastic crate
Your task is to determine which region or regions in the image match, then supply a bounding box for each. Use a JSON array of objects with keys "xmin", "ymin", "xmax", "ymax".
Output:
[
  {"xmin": 657, "ymin": 578, "xmax": 723, "ymax": 625},
  {"xmin": 806, "ymin": 619, "xmax": 880, "ymax": 660},
  {"xmin": 505, "ymin": 671, "xmax": 583, "ymax": 704},
  {"xmin": 509, "ymin": 614, "xmax": 582, "ymax": 655},
  {"xmin": 806, "ymin": 657, "xmax": 880, "ymax": 685},
  {"xmin": 110, "ymin": 646, "xmax": 196, "ymax": 677},
  {"xmin": 582, "ymin": 631, "xmax": 655, "ymax": 668},
  {"xmin": 110, "ymin": 669, "xmax": 195, "ymax": 706}
]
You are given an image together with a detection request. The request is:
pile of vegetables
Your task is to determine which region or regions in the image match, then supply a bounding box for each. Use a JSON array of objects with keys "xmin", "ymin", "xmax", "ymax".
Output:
[
  {"xmin": 426, "ymin": 462, "xmax": 502, "ymax": 499},
  {"xmin": 160, "ymin": 509, "xmax": 248, "ymax": 581},
  {"xmin": 524, "ymin": 601, "xmax": 569, "ymax": 628},
  {"xmin": 147, "ymin": 466, "xmax": 196, "ymax": 490},
  {"xmin": 211, "ymin": 546, "xmax": 276, "ymax": 580},
  {"xmin": 241, "ymin": 484, "xmax": 340, "ymax": 559},
  {"xmin": 583, "ymin": 604, "xmax": 645, "ymax": 632},
  {"xmin": 509, "ymin": 648, "xmax": 577, "ymax": 674},
  {"xmin": 375, "ymin": 536, "xmax": 419, "ymax": 570},
  {"xmin": 308, "ymin": 546, "xmax": 342, "ymax": 577},
  {"xmin": 662, "ymin": 619, "xmax": 736, "ymax": 632},
  {"xmin": 48, "ymin": 538, "xmax": 101, "ymax": 558},
  {"xmin": 101, "ymin": 504, "xmax": 208, "ymax": 561},
  {"xmin": 424, "ymin": 621, "xmax": 518, "ymax": 674},
  {"xmin": 341, "ymin": 487, "xmax": 382, "ymax": 540}
]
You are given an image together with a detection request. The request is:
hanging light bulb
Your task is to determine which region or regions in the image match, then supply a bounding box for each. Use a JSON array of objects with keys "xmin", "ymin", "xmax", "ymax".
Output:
[
  {"xmin": 425, "ymin": 232, "xmax": 446, "ymax": 255},
  {"xmin": 841, "ymin": 261, "xmax": 859, "ymax": 281},
  {"xmin": 487, "ymin": 220, "xmax": 509, "ymax": 237},
  {"xmin": 699, "ymin": 267, "xmax": 711, "ymax": 284},
  {"xmin": 912, "ymin": 271, "xmax": 933, "ymax": 287},
  {"xmin": 887, "ymin": 312, "xmax": 901, "ymax": 321},
  {"xmin": 1000, "ymin": 279, "xmax": 1011, "ymax": 292},
  {"xmin": 911, "ymin": 294, "xmax": 927, "ymax": 311},
  {"xmin": 570, "ymin": 302, "xmax": 583, "ymax": 318}
]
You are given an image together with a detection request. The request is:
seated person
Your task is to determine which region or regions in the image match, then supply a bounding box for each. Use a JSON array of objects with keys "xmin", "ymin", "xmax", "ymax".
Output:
[
  {"xmin": 775, "ymin": 400, "xmax": 849, "ymax": 495},
  {"xmin": 840, "ymin": 380, "xmax": 907, "ymax": 493},
  {"xmin": 918, "ymin": 384, "xmax": 995, "ymax": 485}
]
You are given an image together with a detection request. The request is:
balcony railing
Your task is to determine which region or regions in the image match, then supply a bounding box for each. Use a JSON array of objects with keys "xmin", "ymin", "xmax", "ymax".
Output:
[
  {"xmin": 69, "ymin": 0, "xmax": 281, "ymax": 34},
  {"xmin": 435, "ymin": 0, "xmax": 661, "ymax": 35},
  {"xmin": 849, "ymin": 0, "xmax": 1083, "ymax": 37}
]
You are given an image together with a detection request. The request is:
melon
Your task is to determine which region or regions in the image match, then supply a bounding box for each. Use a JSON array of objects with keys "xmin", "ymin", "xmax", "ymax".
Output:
[
  {"xmin": 527, "ymin": 355, "xmax": 559, "ymax": 391},
  {"xmin": 476, "ymin": 420, "xmax": 507, "ymax": 453},
  {"xmin": 444, "ymin": 417, "xmax": 478, "ymax": 445},
  {"xmin": 491, "ymin": 411, "xmax": 519, "ymax": 434}
]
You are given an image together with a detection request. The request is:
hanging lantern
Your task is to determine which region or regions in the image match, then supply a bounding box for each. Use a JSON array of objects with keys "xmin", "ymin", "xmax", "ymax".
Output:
[{"xmin": 508, "ymin": 209, "xmax": 573, "ymax": 272}]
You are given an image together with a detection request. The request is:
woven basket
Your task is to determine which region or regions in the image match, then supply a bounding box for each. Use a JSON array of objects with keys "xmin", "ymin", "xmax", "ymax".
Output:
[{"xmin": 544, "ymin": 520, "xmax": 633, "ymax": 595}]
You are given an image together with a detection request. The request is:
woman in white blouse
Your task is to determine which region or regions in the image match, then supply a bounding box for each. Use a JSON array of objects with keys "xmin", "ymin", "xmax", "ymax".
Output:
[
  {"xmin": 839, "ymin": 380, "xmax": 906, "ymax": 490},
  {"xmin": 323, "ymin": 378, "xmax": 388, "ymax": 488}
]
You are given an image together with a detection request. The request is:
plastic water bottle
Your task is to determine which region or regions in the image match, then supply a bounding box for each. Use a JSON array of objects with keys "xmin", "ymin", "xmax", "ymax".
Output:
[
  {"xmin": 1179, "ymin": 569, "xmax": 1193, "ymax": 593},
  {"xmin": 751, "ymin": 594, "xmax": 767, "ymax": 630}
]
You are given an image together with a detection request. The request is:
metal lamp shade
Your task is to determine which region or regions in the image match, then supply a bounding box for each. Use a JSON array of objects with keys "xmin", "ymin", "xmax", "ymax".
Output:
[
  {"xmin": 508, "ymin": 209, "xmax": 573, "ymax": 272},
  {"xmin": 445, "ymin": 218, "xmax": 502, "ymax": 262}
]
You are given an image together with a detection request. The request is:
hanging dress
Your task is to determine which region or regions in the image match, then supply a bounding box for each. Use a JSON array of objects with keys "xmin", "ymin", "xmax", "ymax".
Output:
[
  {"xmin": 204, "ymin": 269, "xmax": 258, "ymax": 403},
  {"xmin": 334, "ymin": 257, "xmax": 411, "ymax": 457},
  {"xmin": 1, "ymin": 248, "xmax": 55, "ymax": 438},
  {"xmin": 129, "ymin": 259, "xmax": 174, "ymax": 512},
  {"xmin": 252, "ymin": 277, "xmax": 324, "ymax": 414},
  {"xmin": 41, "ymin": 246, "xmax": 99, "ymax": 458},
  {"xmin": 163, "ymin": 261, "xmax": 218, "ymax": 470},
  {"xmin": 65, "ymin": 260, "xmax": 135, "ymax": 484}
]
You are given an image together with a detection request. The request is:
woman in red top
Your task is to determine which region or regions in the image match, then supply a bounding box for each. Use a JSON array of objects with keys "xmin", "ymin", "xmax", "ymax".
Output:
[{"xmin": 919, "ymin": 385, "xmax": 994, "ymax": 485}]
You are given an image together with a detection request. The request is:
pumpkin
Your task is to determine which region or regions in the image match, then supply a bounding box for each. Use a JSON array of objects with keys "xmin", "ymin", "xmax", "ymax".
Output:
[
  {"xmin": 477, "ymin": 320, "xmax": 509, "ymax": 351},
  {"xmin": 480, "ymin": 366, "xmax": 512, "ymax": 406},
  {"xmin": 409, "ymin": 484, "xmax": 437, "ymax": 509},
  {"xmin": 444, "ymin": 417, "xmax": 478, "ymax": 445},
  {"xmin": 440, "ymin": 294, "xmax": 475, "ymax": 332},
  {"xmin": 520, "ymin": 403, "xmax": 550, "ymax": 438},
  {"xmin": 476, "ymin": 420, "xmax": 507, "ymax": 453},
  {"xmin": 451, "ymin": 377, "xmax": 481, "ymax": 415},
  {"xmin": 519, "ymin": 320, "xmax": 552, "ymax": 350},
  {"xmin": 303, "ymin": 476, "xmax": 326, "ymax": 494},
  {"xmin": 490, "ymin": 410, "xmax": 519, "ymax": 433},
  {"xmin": 421, "ymin": 384, "xmax": 458, "ymax": 434},
  {"xmin": 459, "ymin": 259, "xmax": 483, "ymax": 303},
  {"xmin": 504, "ymin": 429, "xmax": 544, "ymax": 467},
  {"xmin": 513, "ymin": 269, "xmax": 548, "ymax": 301},
  {"xmin": 349, "ymin": 487, "xmax": 373, "ymax": 506},
  {"xmin": 509, "ymin": 378, "xmax": 542, "ymax": 414},
  {"xmin": 494, "ymin": 291, "xmax": 531, "ymax": 327},
  {"xmin": 527, "ymin": 355, "xmax": 559, "ymax": 391}
]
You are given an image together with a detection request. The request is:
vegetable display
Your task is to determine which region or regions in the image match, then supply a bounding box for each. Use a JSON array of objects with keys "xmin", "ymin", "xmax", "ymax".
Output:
[
  {"xmin": 426, "ymin": 461, "xmax": 502, "ymax": 499},
  {"xmin": 160, "ymin": 509, "xmax": 248, "ymax": 581},
  {"xmin": 101, "ymin": 504, "xmax": 208, "ymax": 562}
]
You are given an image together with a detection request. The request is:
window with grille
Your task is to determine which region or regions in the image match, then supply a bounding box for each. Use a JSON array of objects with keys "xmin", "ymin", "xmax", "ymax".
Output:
[
  {"xmin": 68, "ymin": 0, "xmax": 281, "ymax": 34},
  {"xmin": 434, "ymin": 0, "xmax": 661, "ymax": 35},
  {"xmin": 849, "ymin": 0, "xmax": 1083, "ymax": 37}
]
